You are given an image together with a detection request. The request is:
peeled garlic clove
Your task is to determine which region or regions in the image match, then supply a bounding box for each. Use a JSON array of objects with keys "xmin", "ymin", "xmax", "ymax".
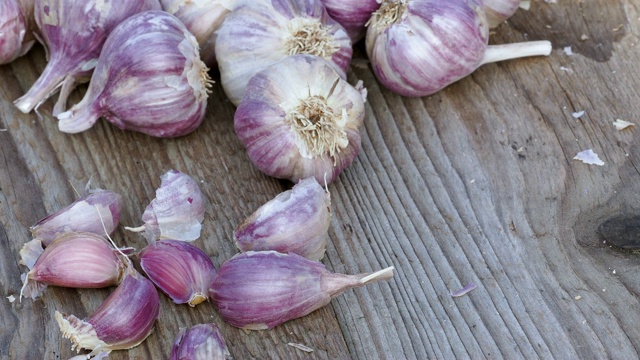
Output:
[
  {"xmin": 483, "ymin": 0, "xmax": 521, "ymax": 27},
  {"xmin": 20, "ymin": 232, "xmax": 128, "ymax": 300},
  {"xmin": 366, "ymin": 0, "xmax": 552, "ymax": 97},
  {"xmin": 210, "ymin": 251, "xmax": 394, "ymax": 330},
  {"xmin": 0, "ymin": 0, "xmax": 36, "ymax": 65},
  {"xmin": 29, "ymin": 186, "xmax": 122, "ymax": 247},
  {"xmin": 320, "ymin": 0, "xmax": 381, "ymax": 42},
  {"xmin": 234, "ymin": 177, "xmax": 331, "ymax": 261},
  {"xmin": 139, "ymin": 240, "xmax": 215, "ymax": 306},
  {"xmin": 57, "ymin": 11, "xmax": 211, "ymax": 138},
  {"xmin": 13, "ymin": 0, "xmax": 161, "ymax": 114},
  {"xmin": 235, "ymin": 54, "xmax": 365, "ymax": 184},
  {"xmin": 215, "ymin": 0, "xmax": 352, "ymax": 105},
  {"xmin": 170, "ymin": 323, "xmax": 231, "ymax": 360},
  {"xmin": 126, "ymin": 170, "xmax": 205, "ymax": 242},
  {"xmin": 160, "ymin": 0, "xmax": 237, "ymax": 66},
  {"xmin": 55, "ymin": 267, "xmax": 160, "ymax": 357}
]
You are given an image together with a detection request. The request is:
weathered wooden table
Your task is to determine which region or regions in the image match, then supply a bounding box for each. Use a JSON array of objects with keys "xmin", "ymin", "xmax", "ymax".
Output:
[{"xmin": 2, "ymin": 1, "xmax": 640, "ymax": 359}]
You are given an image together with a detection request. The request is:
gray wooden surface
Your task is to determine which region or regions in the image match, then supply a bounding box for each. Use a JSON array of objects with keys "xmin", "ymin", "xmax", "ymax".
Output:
[{"xmin": 2, "ymin": 1, "xmax": 640, "ymax": 359}]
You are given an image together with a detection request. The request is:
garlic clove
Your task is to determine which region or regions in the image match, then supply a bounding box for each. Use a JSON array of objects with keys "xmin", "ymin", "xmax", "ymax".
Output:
[
  {"xmin": 215, "ymin": 0, "xmax": 352, "ymax": 105},
  {"xmin": 170, "ymin": 323, "xmax": 231, "ymax": 360},
  {"xmin": 0, "ymin": 0, "xmax": 36, "ymax": 65},
  {"xmin": 56, "ymin": 11, "xmax": 211, "ymax": 138},
  {"xmin": 234, "ymin": 177, "xmax": 331, "ymax": 261},
  {"xmin": 55, "ymin": 267, "xmax": 160, "ymax": 357},
  {"xmin": 139, "ymin": 240, "xmax": 216, "ymax": 306},
  {"xmin": 234, "ymin": 54, "xmax": 365, "ymax": 184},
  {"xmin": 20, "ymin": 232, "xmax": 128, "ymax": 300},
  {"xmin": 126, "ymin": 170, "xmax": 205, "ymax": 242},
  {"xmin": 320, "ymin": 0, "xmax": 381, "ymax": 42},
  {"xmin": 13, "ymin": 0, "xmax": 161, "ymax": 114},
  {"xmin": 29, "ymin": 186, "xmax": 122, "ymax": 247},
  {"xmin": 210, "ymin": 251, "xmax": 394, "ymax": 330},
  {"xmin": 483, "ymin": 0, "xmax": 521, "ymax": 28}
]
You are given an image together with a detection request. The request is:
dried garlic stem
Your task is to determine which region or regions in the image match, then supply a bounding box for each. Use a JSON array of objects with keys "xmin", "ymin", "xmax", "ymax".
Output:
[{"xmin": 480, "ymin": 40, "xmax": 552, "ymax": 65}]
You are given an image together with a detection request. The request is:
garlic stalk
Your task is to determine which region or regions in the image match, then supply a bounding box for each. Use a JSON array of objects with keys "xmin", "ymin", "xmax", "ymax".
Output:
[
  {"xmin": 210, "ymin": 251, "xmax": 394, "ymax": 330},
  {"xmin": 13, "ymin": 0, "xmax": 161, "ymax": 114},
  {"xmin": 56, "ymin": 11, "xmax": 211, "ymax": 138},
  {"xmin": 0, "ymin": 0, "xmax": 36, "ymax": 65},
  {"xmin": 170, "ymin": 323, "xmax": 231, "ymax": 360},
  {"xmin": 320, "ymin": 0, "xmax": 381, "ymax": 42},
  {"xmin": 483, "ymin": 0, "xmax": 521, "ymax": 28},
  {"xmin": 366, "ymin": 0, "xmax": 552, "ymax": 97},
  {"xmin": 234, "ymin": 55, "xmax": 365, "ymax": 184},
  {"xmin": 234, "ymin": 177, "xmax": 331, "ymax": 261},
  {"xmin": 215, "ymin": 0, "xmax": 352, "ymax": 105}
]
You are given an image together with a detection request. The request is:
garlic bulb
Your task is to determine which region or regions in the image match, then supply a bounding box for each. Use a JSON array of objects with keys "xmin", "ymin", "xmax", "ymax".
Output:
[
  {"xmin": 320, "ymin": 0, "xmax": 381, "ymax": 42},
  {"xmin": 170, "ymin": 323, "xmax": 231, "ymax": 360},
  {"xmin": 483, "ymin": 0, "xmax": 521, "ymax": 28},
  {"xmin": 13, "ymin": 0, "xmax": 161, "ymax": 114},
  {"xmin": 0, "ymin": 0, "xmax": 36, "ymax": 65},
  {"xmin": 215, "ymin": 0, "xmax": 352, "ymax": 105},
  {"xmin": 210, "ymin": 251, "xmax": 394, "ymax": 330},
  {"xmin": 234, "ymin": 177, "xmax": 331, "ymax": 261},
  {"xmin": 234, "ymin": 55, "xmax": 365, "ymax": 184},
  {"xmin": 57, "ymin": 11, "xmax": 211, "ymax": 138},
  {"xmin": 366, "ymin": 0, "xmax": 552, "ymax": 97},
  {"xmin": 160, "ymin": 0, "xmax": 237, "ymax": 66}
]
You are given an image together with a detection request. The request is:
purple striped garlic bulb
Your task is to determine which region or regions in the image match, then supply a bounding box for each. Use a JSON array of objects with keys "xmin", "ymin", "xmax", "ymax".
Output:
[
  {"xmin": 57, "ymin": 11, "xmax": 211, "ymax": 138},
  {"xmin": 170, "ymin": 323, "xmax": 231, "ymax": 360},
  {"xmin": 234, "ymin": 55, "xmax": 365, "ymax": 184},
  {"xmin": 215, "ymin": 0, "xmax": 352, "ymax": 105},
  {"xmin": 366, "ymin": 0, "xmax": 552, "ymax": 97},
  {"xmin": 0, "ymin": 0, "xmax": 36, "ymax": 65},
  {"xmin": 320, "ymin": 0, "xmax": 381, "ymax": 42},
  {"xmin": 483, "ymin": 0, "xmax": 522, "ymax": 28},
  {"xmin": 13, "ymin": 0, "xmax": 161, "ymax": 114}
]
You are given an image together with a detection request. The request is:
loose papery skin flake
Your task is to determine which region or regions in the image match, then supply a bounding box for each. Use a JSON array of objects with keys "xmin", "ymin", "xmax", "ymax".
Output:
[
  {"xmin": 57, "ymin": 11, "xmax": 211, "ymax": 138},
  {"xmin": 170, "ymin": 323, "xmax": 231, "ymax": 360},
  {"xmin": 0, "ymin": 0, "xmax": 36, "ymax": 65}
]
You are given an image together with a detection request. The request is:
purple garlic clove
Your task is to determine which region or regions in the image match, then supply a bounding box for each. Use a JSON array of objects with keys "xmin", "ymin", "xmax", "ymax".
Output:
[
  {"xmin": 55, "ymin": 267, "xmax": 160, "ymax": 358},
  {"xmin": 139, "ymin": 240, "xmax": 216, "ymax": 306},
  {"xmin": 126, "ymin": 170, "xmax": 205, "ymax": 242},
  {"xmin": 20, "ymin": 232, "xmax": 128, "ymax": 300},
  {"xmin": 170, "ymin": 323, "xmax": 231, "ymax": 360},
  {"xmin": 320, "ymin": 0, "xmax": 381, "ymax": 42},
  {"xmin": 29, "ymin": 185, "xmax": 122, "ymax": 246},
  {"xmin": 13, "ymin": 0, "xmax": 161, "ymax": 114},
  {"xmin": 57, "ymin": 11, "xmax": 211, "ymax": 138},
  {"xmin": 234, "ymin": 177, "xmax": 331, "ymax": 261},
  {"xmin": 210, "ymin": 251, "xmax": 394, "ymax": 330},
  {"xmin": 0, "ymin": 0, "xmax": 36, "ymax": 65},
  {"xmin": 483, "ymin": 0, "xmax": 522, "ymax": 28}
]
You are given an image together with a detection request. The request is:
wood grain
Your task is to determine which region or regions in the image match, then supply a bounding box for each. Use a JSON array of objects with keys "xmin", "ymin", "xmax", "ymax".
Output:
[{"xmin": 2, "ymin": 1, "xmax": 640, "ymax": 359}]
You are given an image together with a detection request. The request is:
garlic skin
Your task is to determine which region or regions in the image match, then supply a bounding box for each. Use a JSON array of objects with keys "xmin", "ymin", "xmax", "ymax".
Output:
[
  {"xmin": 170, "ymin": 323, "xmax": 231, "ymax": 360},
  {"xmin": 215, "ymin": 0, "xmax": 352, "ymax": 105},
  {"xmin": 234, "ymin": 177, "xmax": 331, "ymax": 261},
  {"xmin": 20, "ymin": 232, "xmax": 128, "ymax": 300},
  {"xmin": 366, "ymin": 0, "xmax": 552, "ymax": 97},
  {"xmin": 160, "ymin": 0, "xmax": 237, "ymax": 66},
  {"xmin": 0, "ymin": 0, "xmax": 36, "ymax": 65},
  {"xmin": 13, "ymin": 0, "xmax": 161, "ymax": 114},
  {"xmin": 320, "ymin": 0, "xmax": 381, "ymax": 42},
  {"xmin": 57, "ymin": 11, "xmax": 211, "ymax": 138},
  {"xmin": 139, "ymin": 240, "xmax": 216, "ymax": 306},
  {"xmin": 29, "ymin": 186, "xmax": 122, "ymax": 247},
  {"xmin": 483, "ymin": 0, "xmax": 520, "ymax": 28},
  {"xmin": 210, "ymin": 251, "xmax": 394, "ymax": 330},
  {"xmin": 234, "ymin": 55, "xmax": 365, "ymax": 184},
  {"xmin": 126, "ymin": 170, "xmax": 205, "ymax": 242},
  {"xmin": 55, "ymin": 267, "xmax": 160, "ymax": 357}
]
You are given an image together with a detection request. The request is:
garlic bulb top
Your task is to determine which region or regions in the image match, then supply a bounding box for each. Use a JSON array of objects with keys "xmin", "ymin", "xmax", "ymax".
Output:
[
  {"xmin": 215, "ymin": 0, "xmax": 352, "ymax": 105},
  {"xmin": 483, "ymin": 0, "xmax": 520, "ymax": 28},
  {"xmin": 0, "ymin": 0, "xmax": 36, "ymax": 65},
  {"xmin": 160, "ymin": 0, "xmax": 237, "ymax": 66},
  {"xmin": 234, "ymin": 55, "xmax": 365, "ymax": 184},
  {"xmin": 57, "ymin": 11, "xmax": 211, "ymax": 138},
  {"xmin": 320, "ymin": 0, "xmax": 381, "ymax": 42}
]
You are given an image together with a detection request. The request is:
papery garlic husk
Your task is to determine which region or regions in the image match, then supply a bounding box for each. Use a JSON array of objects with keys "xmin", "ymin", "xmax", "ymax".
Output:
[
  {"xmin": 55, "ymin": 267, "xmax": 160, "ymax": 357},
  {"xmin": 210, "ymin": 251, "xmax": 394, "ymax": 330},
  {"xmin": 215, "ymin": 0, "xmax": 352, "ymax": 105},
  {"xmin": 29, "ymin": 185, "xmax": 122, "ymax": 247},
  {"xmin": 320, "ymin": 0, "xmax": 381, "ymax": 42},
  {"xmin": 139, "ymin": 240, "xmax": 215, "ymax": 306},
  {"xmin": 366, "ymin": 0, "xmax": 552, "ymax": 97},
  {"xmin": 19, "ymin": 232, "xmax": 128, "ymax": 300},
  {"xmin": 170, "ymin": 323, "xmax": 231, "ymax": 360},
  {"xmin": 0, "ymin": 0, "xmax": 36, "ymax": 65},
  {"xmin": 483, "ymin": 0, "xmax": 521, "ymax": 28},
  {"xmin": 234, "ymin": 177, "xmax": 331, "ymax": 261},
  {"xmin": 126, "ymin": 170, "xmax": 205, "ymax": 242},
  {"xmin": 57, "ymin": 11, "xmax": 211, "ymax": 138},
  {"xmin": 234, "ymin": 55, "xmax": 365, "ymax": 184},
  {"xmin": 160, "ymin": 0, "xmax": 237, "ymax": 66},
  {"xmin": 13, "ymin": 0, "xmax": 161, "ymax": 114}
]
